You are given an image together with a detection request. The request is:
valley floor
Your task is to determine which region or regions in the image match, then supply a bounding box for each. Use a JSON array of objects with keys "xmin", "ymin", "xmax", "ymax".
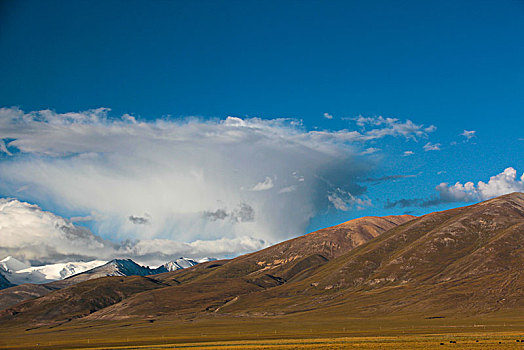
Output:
[{"xmin": 1, "ymin": 311, "xmax": 524, "ymax": 349}]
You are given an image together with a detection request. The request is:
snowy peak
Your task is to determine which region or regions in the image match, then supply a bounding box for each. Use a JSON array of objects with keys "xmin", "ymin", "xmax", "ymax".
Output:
[
  {"xmin": 0, "ymin": 257, "xmax": 106, "ymax": 287},
  {"xmin": 0, "ymin": 256, "xmax": 30, "ymax": 273},
  {"xmin": 0, "ymin": 255, "xmax": 209, "ymax": 289},
  {"xmin": 106, "ymin": 259, "xmax": 166, "ymax": 276},
  {"xmin": 163, "ymin": 257, "xmax": 198, "ymax": 271},
  {"xmin": 21, "ymin": 260, "xmax": 107, "ymax": 281}
]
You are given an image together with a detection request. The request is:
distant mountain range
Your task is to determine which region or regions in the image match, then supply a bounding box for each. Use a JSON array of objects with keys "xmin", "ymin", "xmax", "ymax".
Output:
[
  {"xmin": 1, "ymin": 193, "xmax": 523, "ymax": 328},
  {"xmin": 0, "ymin": 256, "xmax": 212, "ymax": 288},
  {"xmin": 0, "ymin": 256, "xmax": 213, "ymax": 311},
  {"xmin": 0, "ymin": 256, "xmax": 106, "ymax": 285}
]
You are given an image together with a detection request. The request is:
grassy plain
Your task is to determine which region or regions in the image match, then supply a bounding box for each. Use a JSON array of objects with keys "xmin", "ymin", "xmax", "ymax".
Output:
[{"xmin": 1, "ymin": 310, "xmax": 524, "ymax": 349}]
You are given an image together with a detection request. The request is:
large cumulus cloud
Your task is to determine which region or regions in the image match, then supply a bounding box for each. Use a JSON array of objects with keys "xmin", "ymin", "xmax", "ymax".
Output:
[{"xmin": 0, "ymin": 108, "xmax": 435, "ymax": 263}]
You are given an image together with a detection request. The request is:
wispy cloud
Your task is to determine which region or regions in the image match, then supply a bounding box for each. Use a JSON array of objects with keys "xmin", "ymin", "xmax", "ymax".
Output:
[
  {"xmin": 423, "ymin": 142, "xmax": 441, "ymax": 151},
  {"xmin": 363, "ymin": 174, "xmax": 417, "ymax": 184},
  {"xmin": 327, "ymin": 188, "xmax": 371, "ymax": 211},
  {"xmin": 361, "ymin": 147, "xmax": 380, "ymax": 155},
  {"xmin": 460, "ymin": 130, "xmax": 476, "ymax": 140},
  {"xmin": 0, "ymin": 140, "xmax": 12, "ymax": 156},
  {"xmin": 323, "ymin": 113, "xmax": 333, "ymax": 120},
  {"xmin": 250, "ymin": 177, "xmax": 274, "ymax": 191},
  {"xmin": 354, "ymin": 115, "xmax": 436, "ymax": 141}
]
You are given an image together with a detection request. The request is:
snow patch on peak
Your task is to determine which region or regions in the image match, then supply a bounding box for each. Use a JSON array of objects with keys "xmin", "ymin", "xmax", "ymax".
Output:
[
  {"xmin": 0, "ymin": 256, "xmax": 106, "ymax": 286},
  {"xmin": 0, "ymin": 256, "xmax": 30, "ymax": 273},
  {"xmin": 163, "ymin": 257, "xmax": 198, "ymax": 271}
]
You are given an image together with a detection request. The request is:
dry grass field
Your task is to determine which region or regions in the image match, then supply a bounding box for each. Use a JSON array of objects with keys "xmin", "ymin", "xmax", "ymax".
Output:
[{"xmin": 1, "ymin": 310, "xmax": 524, "ymax": 349}]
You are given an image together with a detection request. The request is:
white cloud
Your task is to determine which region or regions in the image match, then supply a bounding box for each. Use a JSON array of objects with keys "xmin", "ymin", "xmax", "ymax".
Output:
[
  {"xmin": 0, "ymin": 198, "xmax": 266, "ymax": 265},
  {"xmin": 361, "ymin": 147, "xmax": 380, "ymax": 155},
  {"xmin": 323, "ymin": 113, "xmax": 333, "ymax": 120},
  {"xmin": 0, "ymin": 198, "xmax": 115, "ymax": 264},
  {"xmin": 0, "ymin": 140, "xmax": 12, "ymax": 156},
  {"xmin": 251, "ymin": 177, "xmax": 274, "ymax": 191},
  {"xmin": 461, "ymin": 130, "xmax": 476, "ymax": 140},
  {"xmin": 423, "ymin": 142, "xmax": 441, "ymax": 151},
  {"xmin": 355, "ymin": 115, "xmax": 436, "ymax": 140},
  {"xmin": 278, "ymin": 185, "xmax": 296, "ymax": 194},
  {"xmin": 403, "ymin": 151, "xmax": 414, "ymax": 156},
  {"xmin": 0, "ymin": 108, "xmax": 437, "ymax": 260},
  {"xmin": 327, "ymin": 188, "xmax": 371, "ymax": 211},
  {"xmin": 435, "ymin": 167, "xmax": 524, "ymax": 202},
  {"xmin": 0, "ymin": 107, "xmax": 390, "ymax": 256}
]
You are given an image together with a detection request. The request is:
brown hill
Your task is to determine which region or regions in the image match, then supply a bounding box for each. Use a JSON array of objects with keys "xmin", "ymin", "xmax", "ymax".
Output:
[
  {"xmin": 85, "ymin": 193, "xmax": 524, "ymax": 321},
  {"xmin": 0, "ymin": 283, "xmax": 59, "ymax": 311},
  {"xmin": 0, "ymin": 276, "xmax": 167, "ymax": 326},
  {"xmin": 219, "ymin": 192, "xmax": 524, "ymax": 316},
  {"xmin": 85, "ymin": 215, "xmax": 413, "ymax": 320},
  {"xmin": 0, "ymin": 215, "xmax": 413, "ymax": 325}
]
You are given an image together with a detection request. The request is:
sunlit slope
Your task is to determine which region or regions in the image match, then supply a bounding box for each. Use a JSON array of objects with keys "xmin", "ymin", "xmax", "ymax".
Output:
[
  {"xmin": 220, "ymin": 192, "xmax": 524, "ymax": 316},
  {"xmin": 0, "ymin": 215, "xmax": 412, "ymax": 324}
]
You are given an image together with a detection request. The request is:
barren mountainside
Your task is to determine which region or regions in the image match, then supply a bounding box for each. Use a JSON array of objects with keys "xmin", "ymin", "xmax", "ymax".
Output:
[{"xmin": 219, "ymin": 192, "xmax": 524, "ymax": 315}]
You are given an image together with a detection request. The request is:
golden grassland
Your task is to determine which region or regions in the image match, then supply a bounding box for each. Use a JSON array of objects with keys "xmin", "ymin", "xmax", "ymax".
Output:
[{"xmin": 1, "ymin": 310, "xmax": 524, "ymax": 349}]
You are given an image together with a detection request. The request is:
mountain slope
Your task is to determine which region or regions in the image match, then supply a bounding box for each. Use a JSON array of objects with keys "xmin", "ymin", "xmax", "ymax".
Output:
[
  {"xmin": 0, "ymin": 271, "xmax": 13, "ymax": 289},
  {"xmin": 0, "ymin": 276, "xmax": 166, "ymax": 326},
  {"xmin": 219, "ymin": 192, "xmax": 524, "ymax": 316},
  {"xmin": 185, "ymin": 215, "xmax": 414, "ymax": 282},
  {"xmin": 0, "ymin": 215, "xmax": 413, "ymax": 324},
  {"xmin": 78, "ymin": 216, "xmax": 415, "ymax": 320},
  {"xmin": 0, "ymin": 283, "xmax": 58, "ymax": 310}
]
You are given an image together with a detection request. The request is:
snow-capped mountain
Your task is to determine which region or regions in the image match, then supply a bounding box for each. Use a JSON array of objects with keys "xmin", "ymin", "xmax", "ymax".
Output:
[
  {"xmin": 0, "ymin": 255, "xmax": 214, "ymax": 289},
  {"xmin": 163, "ymin": 257, "xmax": 198, "ymax": 271},
  {"xmin": 92, "ymin": 259, "xmax": 167, "ymax": 277},
  {"xmin": 162, "ymin": 257, "xmax": 217, "ymax": 271},
  {"xmin": 0, "ymin": 256, "xmax": 106, "ymax": 286},
  {"xmin": 55, "ymin": 259, "xmax": 169, "ymax": 286},
  {"xmin": 0, "ymin": 256, "xmax": 29, "ymax": 273}
]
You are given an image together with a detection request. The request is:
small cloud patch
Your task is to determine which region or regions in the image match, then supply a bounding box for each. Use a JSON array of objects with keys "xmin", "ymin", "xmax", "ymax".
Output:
[
  {"xmin": 423, "ymin": 142, "xmax": 441, "ymax": 151},
  {"xmin": 129, "ymin": 215, "xmax": 151, "ymax": 225},
  {"xmin": 461, "ymin": 130, "xmax": 476, "ymax": 140}
]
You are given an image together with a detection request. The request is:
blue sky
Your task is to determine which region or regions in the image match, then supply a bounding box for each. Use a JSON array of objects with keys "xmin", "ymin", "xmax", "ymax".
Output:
[{"xmin": 0, "ymin": 0, "xmax": 523, "ymax": 262}]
